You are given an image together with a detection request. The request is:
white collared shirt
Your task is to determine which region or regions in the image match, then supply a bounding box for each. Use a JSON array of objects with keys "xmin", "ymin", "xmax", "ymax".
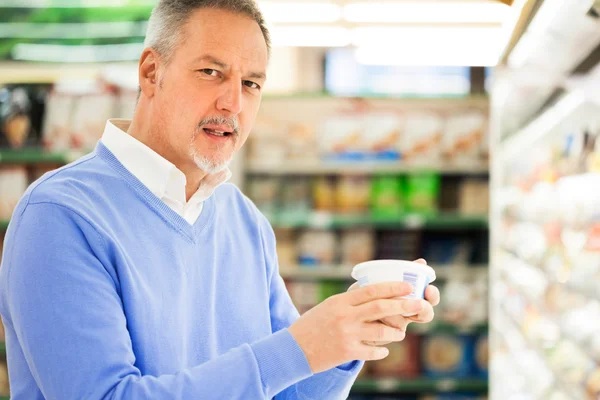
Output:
[{"xmin": 101, "ymin": 119, "xmax": 231, "ymax": 225}]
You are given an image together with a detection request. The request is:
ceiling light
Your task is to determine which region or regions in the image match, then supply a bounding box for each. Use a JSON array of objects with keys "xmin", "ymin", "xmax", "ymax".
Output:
[
  {"xmin": 344, "ymin": 1, "xmax": 511, "ymax": 24},
  {"xmin": 352, "ymin": 26, "xmax": 504, "ymax": 48},
  {"xmin": 269, "ymin": 26, "xmax": 350, "ymax": 47},
  {"xmin": 352, "ymin": 26, "xmax": 504, "ymax": 66},
  {"xmin": 259, "ymin": 1, "xmax": 342, "ymax": 23}
]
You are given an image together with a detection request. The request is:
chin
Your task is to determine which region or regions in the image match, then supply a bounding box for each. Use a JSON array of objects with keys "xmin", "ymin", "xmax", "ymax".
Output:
[{"xmin": 191, "ymin": 153, "xmax": 232, "ymax": 174}]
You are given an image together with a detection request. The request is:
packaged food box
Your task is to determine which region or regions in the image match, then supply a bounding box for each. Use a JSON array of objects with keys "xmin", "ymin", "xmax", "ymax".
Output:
[
  {"xmin": 404, "ymin": 173, "xmax": 440, "ymax": 214},
  {"xmin": 372, "ymin": 334, "xmax": 421, "ymax": 378},
  {"xmin": 422, "ymin": 333, "xmax": 474, "ymax": 378},
  {"xmin": 473, "ymin": 334, "xmax": 488, "ymax": 378},
  {"xmin": 318, "ymin": 115, "xmax": 366, "ymax": 160},
  {"xmin": 336, "ymin": 175, "xmax": 370, "ymax": 214},
  {"xmin": 0, "ymin": 85, "xmax": 48, "ymax": 149},
  {"xmin": 370, "ymin": 175, "xmax": 404, "ymax": 217},
  {"xmin": 362, "ymin": 112, "xmax": 403, "ymax": 160},
  {"xmin": 443, "ymin": 113, "xmax": 487, "ymax": 163},
  {"xmin": 341, "ymin": 229, "xmax": 375, "ymax": 265},
  {"xmin": 0, "ymin": 166, "xmax": 28, "ymax": 220},
  {"xmin": 313, "ymin": 176, "xmax": 337, "ymax": 212},
  {"xmin": 399, "ymin": 113, "xmax": 444, "ymax": 161},
  {"xmin": 297, "ymin": 230, "xmax": 338, "ymax": 266}
]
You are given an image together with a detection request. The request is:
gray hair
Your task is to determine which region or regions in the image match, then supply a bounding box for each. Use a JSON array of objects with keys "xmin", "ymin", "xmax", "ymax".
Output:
[{"xmin": 144, "ymin": 0, "xmax": 271, "ymax": 64}]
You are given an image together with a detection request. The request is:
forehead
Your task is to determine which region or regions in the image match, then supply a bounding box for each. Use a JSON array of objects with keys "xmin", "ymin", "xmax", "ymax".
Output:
[{"xmin": 178, "ymin": 8, "xmax": 268, "ymax": 70}]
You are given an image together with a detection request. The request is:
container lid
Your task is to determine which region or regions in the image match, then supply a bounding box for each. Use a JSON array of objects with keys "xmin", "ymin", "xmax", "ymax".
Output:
[{"xmin": 351, "ymin": 259, "xmax": 436, "ymax": 282}]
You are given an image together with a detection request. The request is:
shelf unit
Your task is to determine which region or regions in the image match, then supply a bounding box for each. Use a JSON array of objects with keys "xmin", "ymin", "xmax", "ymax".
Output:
[
  {"xmin": 269, "ymin": 212, "xmax": 489, "ymax": 230},
  {"xmin": 279, "ymin": 264, "xmax": 488, "ymax": 281},
  {"xmin": 352, "ymin": 377, "xmax": 488, "ymax": 394},
  {"xmin": 0, "ymin": 149, "xmax": 85, "ymax": 165},
  {"xmin": 247, "ymin": 160, "xmax": 489, "ymax": 176}
]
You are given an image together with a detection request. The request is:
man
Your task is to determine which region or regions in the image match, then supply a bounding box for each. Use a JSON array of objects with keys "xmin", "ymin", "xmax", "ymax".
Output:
[{"xmin": 0, "ymin": 1, "xmax": 440, "ymax": 399}]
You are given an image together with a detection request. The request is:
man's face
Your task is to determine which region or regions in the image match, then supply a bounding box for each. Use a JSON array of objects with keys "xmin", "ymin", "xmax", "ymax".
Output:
[{"xmin": 152, "ymin": 8, "xmax": 268, "ymax": 174}]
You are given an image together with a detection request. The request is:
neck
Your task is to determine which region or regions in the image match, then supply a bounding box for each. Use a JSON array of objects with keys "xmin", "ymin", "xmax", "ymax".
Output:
[{"xmin": 128, "ymin": 104, "xmax": 209, "ymax": 202}]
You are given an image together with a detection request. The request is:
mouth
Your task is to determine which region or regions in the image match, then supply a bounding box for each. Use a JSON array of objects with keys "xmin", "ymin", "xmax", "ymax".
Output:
[{"xmin": 203, "ymin": 128, "xmax": 233, "ymax": 137}]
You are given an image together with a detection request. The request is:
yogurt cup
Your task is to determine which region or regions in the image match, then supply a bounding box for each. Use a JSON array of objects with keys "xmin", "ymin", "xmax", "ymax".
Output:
[{"xmin": 351, "ymin": 260, "xmax": 436, "ymax": 299}]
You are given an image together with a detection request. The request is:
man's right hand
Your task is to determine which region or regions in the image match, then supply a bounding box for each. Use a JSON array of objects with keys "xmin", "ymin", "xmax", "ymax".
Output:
[{"xmin": 288, "ymin": 281, "xmax": 425, "ymax": 374}]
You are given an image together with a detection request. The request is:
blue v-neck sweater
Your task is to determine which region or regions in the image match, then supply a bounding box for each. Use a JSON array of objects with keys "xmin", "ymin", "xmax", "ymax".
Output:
[{"xmin": 0, "ymin": 142, "xmax": 361, "ymax": 400}]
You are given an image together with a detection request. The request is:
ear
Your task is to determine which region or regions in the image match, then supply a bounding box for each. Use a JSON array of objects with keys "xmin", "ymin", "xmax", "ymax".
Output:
[{"xmin": 138, "ymin": 48, "xmax": 160, "ymax": 98}]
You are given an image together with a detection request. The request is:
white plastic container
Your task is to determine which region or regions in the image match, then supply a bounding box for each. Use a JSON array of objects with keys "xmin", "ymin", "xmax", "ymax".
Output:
[{"xmin": 351, "ymin": 260, "xmax": 436, "ymax": 299}]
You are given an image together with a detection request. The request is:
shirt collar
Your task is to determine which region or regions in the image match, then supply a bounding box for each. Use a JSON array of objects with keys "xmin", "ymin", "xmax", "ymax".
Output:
[{"xmin": 101, "ymin": 119, "xmax": 231, "ymax": 205}]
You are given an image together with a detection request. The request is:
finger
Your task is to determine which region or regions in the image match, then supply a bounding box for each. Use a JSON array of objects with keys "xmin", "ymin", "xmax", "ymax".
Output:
[
  {"xmin": 424, "ymin": 285, "xmax": 441, "ymax": 307},
  {"xmin": 362, "ymin": 322, "xmax": 406, "ymax": 343},
  {"xmin": 347, "ymin": 282, "xmax": 359, "ymax": 292},
  {"xmin": 414, "ymin": 258, "xmax": 427, "ymax": 265},
  {"xmin": 347, "ymin": 282, "xmax": 413, "ymax": 306},
  {"xmin": 408, "ymin": 301, "xmax": 435, "ymax": 324},
  {"xmin": 356, "ymin": 298, "xmax": 424, "ymax": 321},
  {"xmin": 380, "ymin": 315, "xmax": 410, "ymax": 331},
  {"xmin": 364, "ymin": 340, "xmax": 392, "ymax": 346},
  {"xmin": 355, "ymin": 344, "xmax": 390, "ymax": 361}
]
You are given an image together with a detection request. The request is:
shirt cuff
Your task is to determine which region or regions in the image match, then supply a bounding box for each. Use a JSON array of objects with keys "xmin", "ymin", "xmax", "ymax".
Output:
[{"xmin": 251, "ymin": 328, "xmax": 313, "ymax": 398}]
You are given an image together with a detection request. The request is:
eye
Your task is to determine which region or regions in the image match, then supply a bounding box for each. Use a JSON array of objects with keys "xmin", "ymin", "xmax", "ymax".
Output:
[
  {"xmin": 200, "ymin": 69, "xmax": 219, "ymax": 77},
  {"xmin": 243, "ymin": 80, "xmax": 261, "ymax": 90}
]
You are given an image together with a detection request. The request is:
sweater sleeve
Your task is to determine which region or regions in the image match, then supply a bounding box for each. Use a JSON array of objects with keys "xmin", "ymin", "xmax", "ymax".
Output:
[
  {"xmin": 257, "ymin": 213, "xmax": 364, "ymax": 400},
  {"xmin": 1, "ymin": 202, "xmax": 312, "ymax": 400}
]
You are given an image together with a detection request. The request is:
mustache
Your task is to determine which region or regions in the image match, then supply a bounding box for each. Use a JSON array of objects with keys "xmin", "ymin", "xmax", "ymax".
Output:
[{"xmin": 198, "ymin": 116, "xmax": 240, "ymax": 135}]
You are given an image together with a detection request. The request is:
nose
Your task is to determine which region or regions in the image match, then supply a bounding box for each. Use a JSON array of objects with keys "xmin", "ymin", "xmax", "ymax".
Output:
[{"xmin": 216, "ymin": 77, "xmax": 243, "ymax": 116}]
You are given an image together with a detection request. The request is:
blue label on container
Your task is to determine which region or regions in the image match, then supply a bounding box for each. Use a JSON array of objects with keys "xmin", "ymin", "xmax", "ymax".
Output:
[{"xmin": 358, "ymin": 276, "xmax": 370, "ymax": 286}]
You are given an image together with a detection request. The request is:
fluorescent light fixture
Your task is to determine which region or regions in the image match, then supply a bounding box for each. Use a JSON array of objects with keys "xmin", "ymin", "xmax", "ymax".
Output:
[
  {"xmin": 0, "ymin": 22, "xmax": 147, "ymax": 39},
  {"xmin": 259, "ymin": 1, "xmax": 341, "ymax": 23},
  {"xmin": 344, "ymin": 1, "xmax": 511, "ymax": 24},
  {"xmin": 352, "ymin": 26, "xmax": 504, "ymax": 66},
  {"xmin": 0, "ymin": 0, "xmax": 153, "ymax": 6},
  {"xmin": 355, "ymin": 47, "xmax": 500, "ymax": 67},
  {"xmin": 352, "ymin": 26, "xmax": 504, "ymax": 48},
  {"xmin": 269, "ymin": 26, "xmax": 350, "ymax": 47},
  {"xmin": 12, "ymin": 43, "xmax": 144, "ymax": 63}
]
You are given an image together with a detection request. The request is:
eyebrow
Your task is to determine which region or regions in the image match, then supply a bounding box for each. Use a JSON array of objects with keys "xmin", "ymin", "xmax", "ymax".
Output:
[{"xmin": 194, "ymin": 54, "xmax": 266, "ymax": 81}]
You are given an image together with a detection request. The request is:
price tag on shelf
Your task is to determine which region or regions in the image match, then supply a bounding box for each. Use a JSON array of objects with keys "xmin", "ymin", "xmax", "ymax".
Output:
[
  {"xmin": 405, "ymin": 214, "xmax": 425, "ymax": 228},
  {"xmin": 309, "ymin": 212, "xmax": 333, "ymax": 228},
  {"xmin": 436, "ymin": 379, "xmax": 457, "ymax": 392},
  {"xmin": 375, "ymin": 378, "xmax": 397, "ymax": 392}
]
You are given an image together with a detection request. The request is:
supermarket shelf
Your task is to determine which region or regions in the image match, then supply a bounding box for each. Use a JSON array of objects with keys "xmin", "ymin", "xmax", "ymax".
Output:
[
  {"xmin": 0, "ymin": 62, "xmax": 137, "ymax": 85},
  {"xmin": 270, "ymin": 212, "xmax": 488, "ymax": 229},
  {"xmin": 352, "ymin": 378, "xmax": 488, "ymax": 394},
  {"xmin": 0, "ymin": 149, "xmax": 85, "ymax": 164},
  {"xmin": 279, "ymin": 264, "xmax": 488, "ymax": 281},
  {"xmin": 0, "ymin": 342, "xmax": 4, "ymax": 355},
  {"xmin": 408, "ymin": 322, "xmax": 488, "ymax": 336},
  {"xmin": 246, "ymin": 160, "xmax": 489, "ymax": 176},
  {"xmin": 0, "ymin": 221, "xmax": 7, "ymax": 231}
]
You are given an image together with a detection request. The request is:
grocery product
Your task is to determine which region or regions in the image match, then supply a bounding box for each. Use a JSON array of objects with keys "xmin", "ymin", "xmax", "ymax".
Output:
[
  {"xmin": 70, "ymin": 89, "xmax": 116, "ymax": 150},
  {"xmin": 279, "ymin": 177, "xmax": 311, "ymax": 215},
  {"xmin": 0, "ymin": 166, "xmax": 28, "ymax": 220},
  {"xmin": 341, "ymin": 229, "xmax": 375, "ymax": 265},
  {"xmin": 370, "ymin": 176, "xmax": 404, "ymax": 217},
  {"xmin": 318, "ymin": 115, "xmax": 365, "ymax": 160},
  {"xmin": 473, "ymin": 334, "xmax": 488, "ymax": 378},
  {"xmin": 458, "ymin": 179, "xmax": 489, "ymax": 216},
  {"xmin": 351, "ymin": 260, "xmax": 436, "ymax": 300},
  {"xmin": 336, "ymin": 175, "xmax": 370, "ymax": 214},
  {"xmin": 371, "ymin": 334, "xmax": 421, "ymax": 378},
  {"xmin": 274, "ymin": 228, "xmax": 296, "ymax": 267},
  {"xmin": 399, "ymin": 113, "xmax": 444, "ymax": 161},
  {"xmin": 443, "ymin": 113, "xmax": 486, "ymax": 163},
  {"xmin": 422, "ymin": 334, "xmax": 474, "ymax": 378},
  {"xmin": 42, "ymin": 90, "xmax": 75, "ymax": 150},
  {"xmin": 313, "ymin": 177, "xmax": 337, "ymax": 212},
  {"xmin": 286, "ymin": 281, "xmax": 320, "ymax": 310},
  {"xmin": 296, "ymin": 230, "xmax": 338, "ymax": 266},
  {"xmin": 376, "ymin": 230, "xmax": 422, "ymax": 261},
  {"xmin": 362, "ymin": 112, "xmax": 403, "ymax": 160},
  {"xmin": 246, "ymin": 177, "xmax": 279, "ymax": 219},
  {"xmin": 404, "ymin": 173, "xmax": 441, "ymax": 214},
  {"xmin": 0, "ymin": 85, "xmax": 47, "ymax": 149}
]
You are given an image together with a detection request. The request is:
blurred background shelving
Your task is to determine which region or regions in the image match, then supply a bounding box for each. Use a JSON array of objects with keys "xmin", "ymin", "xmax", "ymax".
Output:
[{"xmin": 7, "ymin": 0, "xmax": 600, "ymax": 399}]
